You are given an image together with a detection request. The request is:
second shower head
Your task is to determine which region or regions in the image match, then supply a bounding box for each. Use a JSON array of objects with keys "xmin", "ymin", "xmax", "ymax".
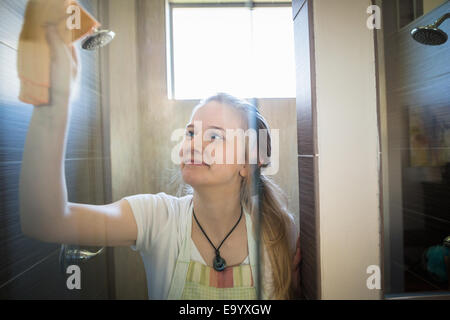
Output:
[{"xmin": 411, "ymin": 12, "xmax": 450, "ymax": 46}]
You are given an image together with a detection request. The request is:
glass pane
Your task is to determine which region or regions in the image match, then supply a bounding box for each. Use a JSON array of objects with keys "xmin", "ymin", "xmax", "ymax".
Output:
[
  {"xmin": 0, "ymin": 0, "xmax": 110, "ymax": 299},
  {"xmin": 381, "ymin": 0, "xmax": 450, "ymax": 296},
  {"xmin": 2, "ymin": 0, "xmax": 299, "ymax": 301}
]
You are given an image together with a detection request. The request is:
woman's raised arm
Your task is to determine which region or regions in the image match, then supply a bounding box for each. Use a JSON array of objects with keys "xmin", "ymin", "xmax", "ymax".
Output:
[{"xmin": 19, "ymin": 26, "xmax": 137, "ymax": 247}]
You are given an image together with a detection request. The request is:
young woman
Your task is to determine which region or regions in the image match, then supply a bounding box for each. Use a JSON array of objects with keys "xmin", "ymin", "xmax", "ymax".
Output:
[{"xmin": 19, "ymin": 26, "xmax": 301, "ymax": 300}]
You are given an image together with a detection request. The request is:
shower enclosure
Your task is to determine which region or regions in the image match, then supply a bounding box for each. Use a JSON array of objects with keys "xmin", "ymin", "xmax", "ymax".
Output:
[
  {"xmin": 0, "ymin": 0, "xmax": 299, "ymax": 299},
  {"xmin": 378, "ymin": 0, "xmax": 450, "ymax": 298}
]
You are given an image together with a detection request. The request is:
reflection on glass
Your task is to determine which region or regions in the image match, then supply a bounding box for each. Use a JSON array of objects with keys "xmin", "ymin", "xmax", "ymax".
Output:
[
  {"xmin": 381, "ymin": 0, "xmax": 450, "ymax": 297},
  {"xmin": 1, "ymin": 0, "xmax": 300, "ymax": 300},
  {"xmin": 403, "ymin": 106, "xmax": 450, "ymax": 292}
]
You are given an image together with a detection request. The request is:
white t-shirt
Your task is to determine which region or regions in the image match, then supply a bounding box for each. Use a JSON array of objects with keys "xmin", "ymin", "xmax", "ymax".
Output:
[{"xmin": 123, "ymin": 192, "xmax": 297, "ymax": 300}]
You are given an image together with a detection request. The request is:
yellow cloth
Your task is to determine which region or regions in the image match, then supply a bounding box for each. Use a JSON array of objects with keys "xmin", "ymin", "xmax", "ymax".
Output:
[{"xmin": 17, "ymin": 0, "xmax": 100, "ymax": 106}]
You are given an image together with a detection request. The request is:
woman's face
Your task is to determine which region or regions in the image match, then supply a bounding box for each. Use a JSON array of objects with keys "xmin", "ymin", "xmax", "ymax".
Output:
[{"xmin": 179, "ymin": 101, "xmax": 248, "ymax": 189}]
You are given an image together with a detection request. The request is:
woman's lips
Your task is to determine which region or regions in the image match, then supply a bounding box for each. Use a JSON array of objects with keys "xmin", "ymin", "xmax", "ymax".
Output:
[{"xmin": 184, "ymin": 161, "xmax": 209, "ymax": 167}]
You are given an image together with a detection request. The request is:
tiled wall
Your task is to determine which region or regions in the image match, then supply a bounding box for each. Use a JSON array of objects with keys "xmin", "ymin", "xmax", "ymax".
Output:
[
  {"xmin": 382, "ymin": 0, "xmax": 450, "ymax": 294},
  {"xmin": 0, "ymin": 0, "xmax": 111, "ymax": 299}
]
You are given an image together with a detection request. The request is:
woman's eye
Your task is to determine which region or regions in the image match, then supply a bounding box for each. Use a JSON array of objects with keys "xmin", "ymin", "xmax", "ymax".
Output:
[
  {"xmin": 186, "ymin": 130, "xmax": 194, "ymax": 138},
  {"xmin": 210, "ymin": 133, "xmax": 223, "ymax": 141}
]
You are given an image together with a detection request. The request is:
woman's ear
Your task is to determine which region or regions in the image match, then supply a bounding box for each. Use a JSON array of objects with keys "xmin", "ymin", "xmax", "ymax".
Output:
[{"xmin": 239, "ymin": 164, "xmax": 248, "ymax": 178}]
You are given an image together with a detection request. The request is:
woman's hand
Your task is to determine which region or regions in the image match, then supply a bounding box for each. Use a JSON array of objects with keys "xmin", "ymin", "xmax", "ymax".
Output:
[
  {"xmin": 292, "ymin": 235, "xmax": 301, "ymax": 298},
  {"xmin": 45, "ymin": 25, "xmax": 79, "ymax": 107}
]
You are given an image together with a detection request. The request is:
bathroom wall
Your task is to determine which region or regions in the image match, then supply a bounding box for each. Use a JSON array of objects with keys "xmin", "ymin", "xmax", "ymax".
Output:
[
  {"xmin": 0, "ymin": 0, "xmax": 111, "ymax": 298},
  {"xmin": 104, "ymin": 0, "xmax": 300, "ymax": 299},
  {"xmin": 312, "ymin": 0, "xmax": 381, "ymax": 299},
  {"xmin": 381, "ymin": 0, "xmax": 450, "ymax": 294},
  {"xmin": 423, "ymin": 0, "xmax": 448, "ymax": 14}
]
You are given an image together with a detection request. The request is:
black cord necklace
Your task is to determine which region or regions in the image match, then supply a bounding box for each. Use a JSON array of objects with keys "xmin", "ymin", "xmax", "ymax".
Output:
[{"xmin": 193, "ymin": 205, "xmax": 243, "ymax": 272}]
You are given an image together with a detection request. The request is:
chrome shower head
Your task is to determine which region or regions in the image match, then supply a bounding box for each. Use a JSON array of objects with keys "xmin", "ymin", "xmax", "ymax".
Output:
[
  {"xmin": 411, "ymin": 12, "xmax": 450, "ymax": 46},
  {"xmin": 81, "ymin": 28, "xmax": 115, "ymax": 50},
  {"xmin": 411, "ymin": 25, "xmax": 448, "ymax": 45}
]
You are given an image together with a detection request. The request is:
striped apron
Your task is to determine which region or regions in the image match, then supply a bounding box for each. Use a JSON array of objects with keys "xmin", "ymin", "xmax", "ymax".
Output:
[{"xmin": 167, "ymin": 204, "xmax": 258, "ymax": 299}]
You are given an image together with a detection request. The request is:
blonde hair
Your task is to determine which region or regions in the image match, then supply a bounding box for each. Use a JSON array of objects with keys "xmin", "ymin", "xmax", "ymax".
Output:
[{"xmin": 190, "ymin": 92, "xmax": 297, "ymax": 299}]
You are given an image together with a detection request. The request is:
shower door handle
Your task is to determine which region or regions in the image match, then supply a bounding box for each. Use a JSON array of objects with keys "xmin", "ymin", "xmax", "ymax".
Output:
[{"xmin": 59, "ymin": 244, "xmax": 105, "ymax": 273}]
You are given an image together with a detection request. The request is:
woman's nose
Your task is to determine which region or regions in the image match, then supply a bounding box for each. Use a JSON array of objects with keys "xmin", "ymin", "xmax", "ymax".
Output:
[
  {"xmin": 179, "ymin": 138, "xmax": 203, "ymax": 162},
  {"xmin": 190, "ymin": 132, "xmax": 212, "ymax": 151}
]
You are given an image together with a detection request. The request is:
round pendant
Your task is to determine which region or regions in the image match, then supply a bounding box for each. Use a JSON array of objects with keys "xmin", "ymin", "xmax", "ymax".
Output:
[{"xmin": 213, "ymin": 255, "xmax": 226, "ymax": 272}]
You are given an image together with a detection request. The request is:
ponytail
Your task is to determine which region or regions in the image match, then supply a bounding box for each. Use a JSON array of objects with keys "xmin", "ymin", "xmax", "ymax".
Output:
[{"xmin": 241, "ymin": 173, "xmax": 296, "ymax": 299}]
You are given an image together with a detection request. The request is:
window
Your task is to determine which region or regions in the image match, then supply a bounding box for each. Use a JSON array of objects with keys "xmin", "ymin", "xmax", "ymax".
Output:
[{"xmin": 168, "ymin": 3, "xmax": 295, "ymax": 99}]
